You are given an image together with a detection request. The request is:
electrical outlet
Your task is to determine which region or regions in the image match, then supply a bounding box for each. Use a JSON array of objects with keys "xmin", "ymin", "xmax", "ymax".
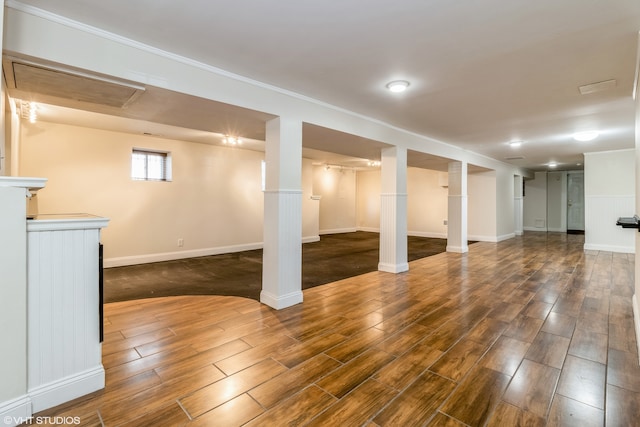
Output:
[
  {"xmin": 443, "ymin": 219, "xmax": 448, "ymax": 225},
  {"xmin": 178, "ymin": 238, "xmax": 184, "ymax": 247}
]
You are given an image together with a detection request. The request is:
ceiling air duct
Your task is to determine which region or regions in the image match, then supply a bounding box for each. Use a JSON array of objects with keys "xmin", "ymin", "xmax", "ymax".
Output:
[{"xmin": 2, "ymin": 57, "xmax": 145, "ymax": 109}]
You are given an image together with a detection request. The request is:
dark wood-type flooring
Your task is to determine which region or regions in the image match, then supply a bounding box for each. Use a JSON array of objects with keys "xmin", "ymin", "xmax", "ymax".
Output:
[
  {"xmin": 104, "ymin": 232, "xmax": 463, "ymax": 303},
  {"xmin": 35, "ymin": 232, "xmax": 640, "ymax": 426}
]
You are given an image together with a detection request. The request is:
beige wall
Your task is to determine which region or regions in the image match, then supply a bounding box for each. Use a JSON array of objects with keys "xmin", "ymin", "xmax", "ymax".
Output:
[
  {"xmin": 313, "ymin": 165, "xmax": 357, "ymax": 234},
  {"xmin": 19, "ymin": 122, "xmax": 262, "ymax": 264},
  {"xmin": 356, "ymin": 167, "xmax": 449, "ymax": 237},
  {"xmin": 407, "ymin": 168, "xmax": 448, "ymax": 237},
  {"xmin": 356, "ymin": 169, "xmax": 381, "ymax": 231},
  {"xmin": 19, "ymin": 121, "xmax": 321, "ymax": 266}
]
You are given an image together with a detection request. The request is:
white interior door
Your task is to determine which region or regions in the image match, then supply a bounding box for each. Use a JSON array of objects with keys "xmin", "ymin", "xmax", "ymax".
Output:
[{"xmin": 567, "ymin": 172, "xmax": 584, "ymax": 231}]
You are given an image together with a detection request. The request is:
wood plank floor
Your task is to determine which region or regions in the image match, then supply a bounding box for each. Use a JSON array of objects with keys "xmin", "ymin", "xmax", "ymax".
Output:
[{"xmin": 34, "ymin": 232, "xmax": 640, "ymax": 426}]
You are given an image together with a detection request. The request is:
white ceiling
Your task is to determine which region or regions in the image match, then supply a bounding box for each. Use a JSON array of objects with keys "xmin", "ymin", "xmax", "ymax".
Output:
[{"xmin": 6, "ymin": 0, "xmax": 640, "ymax": 171}]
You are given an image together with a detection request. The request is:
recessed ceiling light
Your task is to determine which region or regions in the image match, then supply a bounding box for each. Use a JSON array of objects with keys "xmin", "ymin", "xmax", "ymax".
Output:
[
  {"xmin": 509, "ymin": 140, "xmax": 523, "ymax": 148},
  {"xmin": 573, "ymin": 131, "xmax": 599, "ymax": 141},
  {"xmin": 386, "ymin": 80, "xmax": 410, "ymax": 93}
]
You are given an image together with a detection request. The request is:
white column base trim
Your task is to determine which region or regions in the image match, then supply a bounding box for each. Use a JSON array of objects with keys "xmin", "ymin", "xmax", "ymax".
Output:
[
  {"xmin": 446, "ymin": 245, "xmax": 468, "ymax": 253},
  {"xmin": 378, "ymin": 262, "xmax": 409, "ymax": 274},
  {"xmin": 515, "ymin": 231, "xmax": 524, "ymax": 236},
  {"xmin": 633, "ymin": 294, "xmax": 640, "ymax": 365},
  {"xmin": 260, "ymin": 290, "xmax": 303, "ymax": 310},
  {"xmin": 28, "ymin": 366, "xmax": 105, "ymax": 413},
  {"xmin": 0, "ymin": 395, "xmax": 32, "ymax": 427}
]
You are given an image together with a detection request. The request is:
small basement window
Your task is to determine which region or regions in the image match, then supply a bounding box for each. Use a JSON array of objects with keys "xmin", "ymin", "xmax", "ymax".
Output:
[{"xmin": 131, "ymin": 149, "xmax": 172, "ymax": 181}]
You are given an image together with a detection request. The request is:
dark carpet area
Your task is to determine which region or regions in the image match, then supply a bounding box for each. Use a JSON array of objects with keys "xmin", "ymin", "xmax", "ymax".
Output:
[{"xmin": 104, "ymin": 232, "xmax": 460, "ymax": 303}]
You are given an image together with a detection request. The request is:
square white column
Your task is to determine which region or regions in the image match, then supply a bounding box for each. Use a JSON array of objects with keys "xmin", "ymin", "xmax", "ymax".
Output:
[
  {"xmin": 378, "ymin": 147, "xmax": 408, "ymax": 273},
  {"xmin": 447, "ymin": 161, "xmax": 468, "ymax": 253},
  {"xmin": 261, "ymin": 117, "xmax": 303, "ymax": 309}
]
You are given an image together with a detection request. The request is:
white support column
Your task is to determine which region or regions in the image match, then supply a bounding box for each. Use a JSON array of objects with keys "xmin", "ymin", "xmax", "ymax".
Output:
[
  {"xmin": 514, "ymin": 174, "xmax": 524, "ymax": 236},
  {"xmin": 378, "ymin": 147, "xmax": 408, "ymax": 273},
  {"xmin": 261, "ymin": 117, "xmax": 303, "ymax": 310},
  {"xmin": 447, "ymin": 161, "xmax": 469, "ymax": 253}
]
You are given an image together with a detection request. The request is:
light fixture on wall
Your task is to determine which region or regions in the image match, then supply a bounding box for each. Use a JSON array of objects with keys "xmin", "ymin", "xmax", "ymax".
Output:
[
  {"xmin": 385, "ymin": 80, "xmax": 410, "ymax": 93},
  {"xmin": 222, "ymin": 135, "xmax": 242, "ymax": 145},
  {"xmin": 367, "ymin": 160, "xmax": 381, "ymax": 167},
  {"xmin": 573, "ymin": 131, "xmax": 599, "ymax": 141},
  {"xmin": 19, "ymin": 100, "xmax": 38, "ymax": 123}
]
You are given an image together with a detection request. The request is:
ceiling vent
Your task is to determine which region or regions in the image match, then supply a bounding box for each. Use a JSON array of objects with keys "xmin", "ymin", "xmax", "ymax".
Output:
[
  {"xmin": 3, "ymin": 57, "xmax": 145, "ymax": 108},
  {"xmin": 578, "ymin": 79, "xmax": 616, "ymax": 95},
  {"xmin": 505, "ymin": 156, "xmax": 525, "ymax": 161}
]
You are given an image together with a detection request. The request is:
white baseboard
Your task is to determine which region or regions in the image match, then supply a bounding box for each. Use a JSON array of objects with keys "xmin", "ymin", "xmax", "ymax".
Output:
[
  {"xmin": 523, "ymin": 226, "xmax": 548, "ymax": 232},
  {"xmin": 548, "ymin": 227, "xmax": 568, "ymax": 232},
  {"xmin": 468, "ymin": 234, "xmax": 515, "ymax": 243},
  {"xmin": 302, "ymin": 235, "xmax": 320, "ymax": 243},
  {"xmin": 105, "ymin": 242, "xmax": 264, "ymax": 268},
  {"xmin": 408, "ymin": 230, "xmax": 447, "ymax": 239},
  {"xmin": 378, "ymin": 262, "xmax": 409, "ymax": 273},
  {"xmin": 0, "ymin": 395, "xmax": 32, "ymax": 427},
  {"xmin": 583, "ymin": 243, "xmax": 635, "ymax": 254},
  {"xmin": 633, "ymin": 294, "xmax": 640, "ymax": 365},
  {"xmin": 515, "ymin": 230, "xmax": 523, "ymax": 236},
  {"xmin": 319, "ymin": 227, "xmax": 358, "ymax": 235},
  {"xmin": 497, "ymin": 233, "xmax": 516, "ymax": 242},
  {"xmin": 260, "ymin": 290, "xmax": 303, "ymax": 310},
  {"xmin": 357, "ymin": 226, "xmax": 380, "ymax": 233},
  {"xmin": 28, "ymin": 366, "xmax": 105, "ymax": 413}
]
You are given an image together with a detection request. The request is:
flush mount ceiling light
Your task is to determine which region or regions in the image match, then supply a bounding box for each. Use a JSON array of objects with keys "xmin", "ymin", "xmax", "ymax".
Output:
[
  {"xmin": 386, "ymin": 80, "xmax": 410, "ymax": 93},
  {"xmin": 573, "ymin": 131, "xmax": 599, "ymax": 142},
  {"xmin": 548, "ymin": 162, "xmax": 558, "ymax": 168},
  {"xmin": 509, "ymin": 140, "xmax": 523, "ymax": 148}
]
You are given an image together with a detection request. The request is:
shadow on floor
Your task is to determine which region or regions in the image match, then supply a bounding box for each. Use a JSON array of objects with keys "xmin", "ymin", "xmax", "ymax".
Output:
[{"xmin": 104, "ymin": 232, "xmax": 464, "ymax": 303}]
